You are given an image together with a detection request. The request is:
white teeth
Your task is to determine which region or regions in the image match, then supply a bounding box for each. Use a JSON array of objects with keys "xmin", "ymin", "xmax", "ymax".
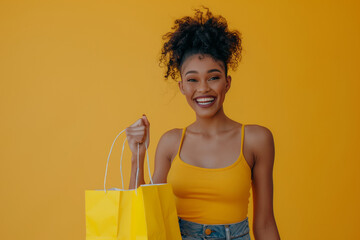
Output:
[
  {"xmin": 196, "ymin": 97, "xmax": 215, "ymax": 103},
  {"xmin": 198, "ymin": 102, "xmax": 212, "ymax": 105},
  {"xmin": 195, "ymin": 97, "xmax": 215, "ymax": 106}
]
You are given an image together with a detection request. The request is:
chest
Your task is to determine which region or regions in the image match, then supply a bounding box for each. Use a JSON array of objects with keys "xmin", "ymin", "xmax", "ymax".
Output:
[{"xmin": 177, "ymin": 131, "xmax": 243, "ymax": 169}]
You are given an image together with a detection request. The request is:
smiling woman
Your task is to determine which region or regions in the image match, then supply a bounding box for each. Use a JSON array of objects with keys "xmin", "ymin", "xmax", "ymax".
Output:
[
  {"xmin": 178, "ymin": 54, "xmax": 230, "ymax": 118},
  {"xmin": 125, "ymin": 5, "xmax": 281, "ymax": 240}
]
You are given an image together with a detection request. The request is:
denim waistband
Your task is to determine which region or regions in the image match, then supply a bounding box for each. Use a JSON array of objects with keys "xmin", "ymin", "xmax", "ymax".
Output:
[{"xmin": 178, "ymin": 217, "xmax": 250, "ymax": 240}]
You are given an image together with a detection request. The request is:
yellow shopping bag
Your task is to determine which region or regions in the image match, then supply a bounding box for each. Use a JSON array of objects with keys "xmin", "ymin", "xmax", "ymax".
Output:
[{"xmin": 85, "ymin": 129, "xmax": 182, "ymax": 240}]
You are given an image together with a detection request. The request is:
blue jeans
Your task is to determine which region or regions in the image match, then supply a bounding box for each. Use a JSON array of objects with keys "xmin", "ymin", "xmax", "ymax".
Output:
[{"xmin": 178, "ymin": 217, "xmax": 251, "ymax": 240}]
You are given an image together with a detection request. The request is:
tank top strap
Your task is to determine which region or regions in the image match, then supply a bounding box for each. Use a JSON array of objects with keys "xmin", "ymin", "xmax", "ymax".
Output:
[
  {"xmin": 177, "ymin": 127, "xmax": 187, "ymax": 155},
  {"xmin": 241, "ymin": 124, "xmax": 245, "ymax": 155}
]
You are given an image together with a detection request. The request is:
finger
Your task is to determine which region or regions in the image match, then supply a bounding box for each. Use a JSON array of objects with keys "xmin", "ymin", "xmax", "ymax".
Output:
[
  {"xmin": 129, "ymin": 118, "xmax": 144, "ymax": 128},
  {"xmin": 142, "ymin": 115, "xmax": 150, "ymax": 147},
  {"xmin": 142, "ymin": 114, "xmax": 150, "ymax": 127},
  {"xmin": 127, "ymin": 126, "xmax": 146, "ymax": 132},
  {"xmin": 128, "ymin": 135, "xmax": 146, "ymax": 143},
  {"xmin": 126, "ymin": 129, "xmax": 146, "ymax": 136},
  {"xmin": 127, "ymin": 131, "xmax": 145, "ymax": 136},
  {"xmin": 126, "ymin": 126, "xmax": 147, "ymax": 142},
  {"xmin": 139, "ymin": 116, "xmax": 148, "ymax": 144},
  {"xmin": 125, "ymin": 128, "xmax": 145, "ymax": 136}
]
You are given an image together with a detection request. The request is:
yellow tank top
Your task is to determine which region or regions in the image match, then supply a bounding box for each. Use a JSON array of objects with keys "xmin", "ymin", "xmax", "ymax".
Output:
[{"xmin": 167, "ymin": 124, "xmax": 252, "ymax": 225}]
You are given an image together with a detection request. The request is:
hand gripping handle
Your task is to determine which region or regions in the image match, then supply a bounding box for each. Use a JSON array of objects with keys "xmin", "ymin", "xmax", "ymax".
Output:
[{"xmin": 103, "ymin": 128, "xmax": 153, "ymax": 194}]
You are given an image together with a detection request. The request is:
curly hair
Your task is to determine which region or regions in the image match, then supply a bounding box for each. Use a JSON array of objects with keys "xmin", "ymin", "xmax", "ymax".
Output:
[{"xmin": 159, "ymin": 6, "xmax": 242, "ymax": 81}]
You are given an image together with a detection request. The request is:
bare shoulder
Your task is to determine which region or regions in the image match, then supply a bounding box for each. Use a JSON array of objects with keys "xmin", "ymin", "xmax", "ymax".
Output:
[
  {"xmin": 244, "ymin": 124, "xmax": 275, "ymax": 162},
  {"xmin": 245, "ymin": 124, "xmax": 274, "ymax": 142},
  {"xmin": 161, "ymin": 128, "xmax": 183, "ymax": 140},
  {"xmin": 159, "ymin": 128, "xmax": 183, "ymax": 146},
  {"xmin": 152, "ymin": 128, "xmax": 183, "ymax": 183},
  {"xmin": 156, "ymin": 128, "xmax": 183, "ymax": 161}
]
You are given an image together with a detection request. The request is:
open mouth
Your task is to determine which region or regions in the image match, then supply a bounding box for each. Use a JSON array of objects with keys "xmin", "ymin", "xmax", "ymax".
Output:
[{"xmin": 194, "ymin": 96, "xmax": 216, "ymax": 107}]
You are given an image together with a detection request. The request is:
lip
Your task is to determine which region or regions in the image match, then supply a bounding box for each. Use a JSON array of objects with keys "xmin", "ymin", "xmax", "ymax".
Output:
[{"xmin": 193, "ymin": 95, "xmax": 217, "ymax": 108}]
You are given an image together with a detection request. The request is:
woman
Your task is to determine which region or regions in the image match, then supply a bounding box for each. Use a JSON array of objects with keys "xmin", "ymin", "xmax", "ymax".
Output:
[{"xmin": 126, "ymin": 6, "xmax": 280, "ymax": 240}]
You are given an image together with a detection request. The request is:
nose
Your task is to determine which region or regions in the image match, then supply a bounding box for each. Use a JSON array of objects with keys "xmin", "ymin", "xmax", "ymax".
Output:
[{"xmin": 197, "ymin": 80, "xmax": 210, "ymax": 93}]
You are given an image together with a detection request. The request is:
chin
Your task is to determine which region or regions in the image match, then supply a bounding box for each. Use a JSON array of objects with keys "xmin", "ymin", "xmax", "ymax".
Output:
[
  {"xmin": 194, "ymin": 108, "xmax": 222, "ymax": 119},
  {"xmin": 189, "ymin": 100, "xmax": 224, "ymax": 119}
]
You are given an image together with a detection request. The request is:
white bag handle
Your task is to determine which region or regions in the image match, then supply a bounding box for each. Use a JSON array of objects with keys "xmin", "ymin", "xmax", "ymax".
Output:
[{"xmin": 103, "ymin": 128, "xmax": 153, "ymax": 194}]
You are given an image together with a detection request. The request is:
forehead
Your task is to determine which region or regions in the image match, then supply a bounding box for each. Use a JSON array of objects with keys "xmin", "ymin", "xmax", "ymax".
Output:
[{"xmin": 180, "ymin": 53, "xmax": 225, "ymax": 74}]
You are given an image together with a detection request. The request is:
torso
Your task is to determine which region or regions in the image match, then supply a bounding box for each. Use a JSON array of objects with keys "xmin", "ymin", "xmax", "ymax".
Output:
[{"xmin": 166, "ymin": 122, "xmax": 254, "ymax": 224}]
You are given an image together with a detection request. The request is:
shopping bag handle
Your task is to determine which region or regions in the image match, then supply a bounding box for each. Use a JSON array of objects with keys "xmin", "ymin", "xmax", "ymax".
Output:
[{"xmin": 103, "ymin": 128, "xmax": 153, "ymax": 193}]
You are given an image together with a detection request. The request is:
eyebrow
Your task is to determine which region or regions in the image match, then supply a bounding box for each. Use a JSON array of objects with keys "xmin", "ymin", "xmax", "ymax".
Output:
[{"xmin": 184, "ymin": 69, "xmax": 222, "ymax": 76}]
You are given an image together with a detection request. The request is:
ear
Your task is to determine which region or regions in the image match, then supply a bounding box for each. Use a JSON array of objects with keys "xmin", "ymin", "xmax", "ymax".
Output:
[
  {"xmin": 178, "ymin": 80, "xmax": 185, "ymax": 95},
  {"xmin": 225, "ymin": 75, "xmax": 232, "ymax": 93}
]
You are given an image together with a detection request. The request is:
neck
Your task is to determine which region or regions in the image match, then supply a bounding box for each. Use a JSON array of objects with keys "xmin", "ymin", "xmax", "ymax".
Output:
[{"xmin": 192, "ymin": 107, "xmax": 233, "ymax": 134}]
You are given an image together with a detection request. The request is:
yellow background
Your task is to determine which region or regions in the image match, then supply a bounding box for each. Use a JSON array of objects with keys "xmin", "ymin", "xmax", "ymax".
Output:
[{"xmin": 1, "ymin": 0, "xmax": 359, "ymax": 239}]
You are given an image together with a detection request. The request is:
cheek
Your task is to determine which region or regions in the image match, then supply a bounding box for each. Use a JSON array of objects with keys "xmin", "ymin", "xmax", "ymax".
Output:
[
  {"xmin": 182, "ymin": 84, "xmax": 195, "ymax": 94},
  {"xmin": 213, "ymin": 84, "xmax": 227, "ymax": 95}
]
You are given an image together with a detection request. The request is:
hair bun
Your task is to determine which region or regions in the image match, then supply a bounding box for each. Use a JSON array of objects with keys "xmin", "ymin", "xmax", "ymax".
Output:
[{"xmin": 159, "ymin": 5, "xmax": 242, "ymax": 81}]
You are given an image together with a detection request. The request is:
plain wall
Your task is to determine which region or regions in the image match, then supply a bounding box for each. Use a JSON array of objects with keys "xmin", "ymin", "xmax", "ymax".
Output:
[{"xmin": 0, "ymin": 0, "xmax": 359, "ymax": 239}]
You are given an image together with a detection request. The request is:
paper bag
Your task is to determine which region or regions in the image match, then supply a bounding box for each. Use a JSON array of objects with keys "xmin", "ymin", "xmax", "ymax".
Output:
[{"xmin": 85, "ymin": 129, "xmax": 181, "ymax": 240}]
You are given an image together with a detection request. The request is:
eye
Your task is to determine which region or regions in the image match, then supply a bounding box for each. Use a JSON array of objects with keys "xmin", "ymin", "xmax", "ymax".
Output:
[
  {"xmin": 187, "ymin": 78, "xmax": 197, "ymax": 82},
  {"xmin": 209, "ymin": 76, "xmax": 220, "ymax": 81}
]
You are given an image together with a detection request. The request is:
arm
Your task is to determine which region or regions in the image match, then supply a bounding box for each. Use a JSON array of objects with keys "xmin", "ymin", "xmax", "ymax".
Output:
[
  {"xmin": 151, "ymin": 129, "xmax": 180, "ymax": 184},
  {"xmin": 127, "ymin": 115, "xmax": 149, "ymax": 189},
  {"xmin": 250, "ymin": 126, "xmax": 280, "ymax": 240},
  {"xmin": 127, "ymin": 118, "xmax": 179, "ymax": 188}
]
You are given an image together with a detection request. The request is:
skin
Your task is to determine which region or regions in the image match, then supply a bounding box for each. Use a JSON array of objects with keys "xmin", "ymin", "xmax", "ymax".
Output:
[{"xmin": 126, "ymin": 53, "xmax": 280, "ymax": 240}]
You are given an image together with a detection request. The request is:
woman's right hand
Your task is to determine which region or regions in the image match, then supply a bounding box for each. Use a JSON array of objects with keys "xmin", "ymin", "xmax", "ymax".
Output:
[{"xmin": 125, "ymin": 114, "xmax": 150, "ymax": 161}]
